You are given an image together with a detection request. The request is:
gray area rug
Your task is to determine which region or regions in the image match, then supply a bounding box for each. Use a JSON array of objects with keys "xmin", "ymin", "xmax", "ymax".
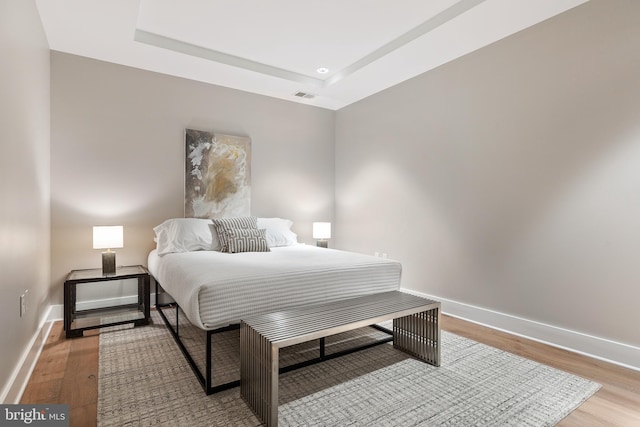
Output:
[{"xmin": 98, "ymin": 311, "xmax": 600, "ymax": 426}]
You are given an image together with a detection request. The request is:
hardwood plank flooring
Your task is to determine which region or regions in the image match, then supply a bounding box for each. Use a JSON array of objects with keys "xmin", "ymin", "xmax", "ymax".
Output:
[
  {"xmin": 20, "ymin": 323, "xmax": 98, "ymax": 427},
  {"xmin": 20, "ymin": 314, "xmax": 640, "ymax": 426}
]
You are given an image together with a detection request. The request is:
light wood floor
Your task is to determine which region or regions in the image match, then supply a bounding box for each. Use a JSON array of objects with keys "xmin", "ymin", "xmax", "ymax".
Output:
[{"xmin": 20, "ymin": 313, "xmax": 640, "ymax": 427}]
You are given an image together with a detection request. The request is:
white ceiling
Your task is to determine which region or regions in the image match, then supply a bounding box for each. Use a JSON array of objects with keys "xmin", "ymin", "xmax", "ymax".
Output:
[{"xmin": 36, "ymin": 0, "xmax": 589, "ymax": 110}]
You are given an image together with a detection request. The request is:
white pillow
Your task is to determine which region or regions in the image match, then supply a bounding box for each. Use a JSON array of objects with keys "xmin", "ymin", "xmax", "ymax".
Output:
[
  {"xmin": 153, "ymin": 218, "xmax": 220, "ymax": 255},
  {"xmin": 257, "ymin": 217, "xmax": 298, "ymax": 247}
]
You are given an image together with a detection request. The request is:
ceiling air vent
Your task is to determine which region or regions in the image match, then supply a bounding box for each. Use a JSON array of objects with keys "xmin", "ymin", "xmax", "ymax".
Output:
[{"xmin": 293, "ymin": 91, "xmax": 315, "ymax": 99}]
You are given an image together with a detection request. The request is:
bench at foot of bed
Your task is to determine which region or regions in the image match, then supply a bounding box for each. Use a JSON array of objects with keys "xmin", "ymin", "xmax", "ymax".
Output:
[{"xmin": 240, "ymin": 290, "xmax": 441, "ymax": 427}]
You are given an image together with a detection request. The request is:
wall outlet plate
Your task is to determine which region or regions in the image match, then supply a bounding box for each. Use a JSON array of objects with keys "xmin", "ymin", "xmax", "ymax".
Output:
[{"xmin": 20, "ymin": 290, "xmax": 29, "ymax": 317}]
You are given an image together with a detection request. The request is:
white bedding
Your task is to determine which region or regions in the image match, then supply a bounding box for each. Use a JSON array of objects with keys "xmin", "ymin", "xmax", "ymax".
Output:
[{"xmin": 148, "ymin": 244, "xmax": 402, "ymax": 330}]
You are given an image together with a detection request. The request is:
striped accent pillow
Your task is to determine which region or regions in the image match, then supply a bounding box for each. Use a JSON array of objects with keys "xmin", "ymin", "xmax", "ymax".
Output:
[
  {"xmin": 212, "ymin": 216, "xmax": 258, "ymax": 253},
  {"xmin": 225, "ymin": 228, "xmax": 270, "ymax": 253}
]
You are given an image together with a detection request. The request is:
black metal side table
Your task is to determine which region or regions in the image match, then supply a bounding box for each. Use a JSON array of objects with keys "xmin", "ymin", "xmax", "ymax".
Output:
[{"xmin": 64, "ymin": 265, "xmax": 150, "ymax": 338}]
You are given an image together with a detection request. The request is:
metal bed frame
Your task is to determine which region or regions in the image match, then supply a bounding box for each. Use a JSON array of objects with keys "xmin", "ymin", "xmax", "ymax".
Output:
[{"xmin": 153, "ymin": 278, "xmax": 394, "ymax": 395}]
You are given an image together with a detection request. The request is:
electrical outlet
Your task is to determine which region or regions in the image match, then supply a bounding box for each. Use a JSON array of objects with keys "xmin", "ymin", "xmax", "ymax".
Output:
[{"xmin": 20, "ymin": 290, "xmax": 29, "ymax": 317}]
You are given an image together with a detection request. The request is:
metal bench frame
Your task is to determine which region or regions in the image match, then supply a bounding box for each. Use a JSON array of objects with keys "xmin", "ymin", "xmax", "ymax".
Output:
[
  {"xmin": 240, "ymin": 290, "xmax": 441, "ymax": 426},
  {"xmin": 154, "ymin": 278, "xmax": 401, "ymax": 395}
]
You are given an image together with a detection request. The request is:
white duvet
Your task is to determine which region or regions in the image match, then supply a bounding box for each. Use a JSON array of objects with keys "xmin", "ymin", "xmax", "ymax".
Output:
[{"xmin": 148, "ymin": 244, "xmax": 402, "ymax": 330}]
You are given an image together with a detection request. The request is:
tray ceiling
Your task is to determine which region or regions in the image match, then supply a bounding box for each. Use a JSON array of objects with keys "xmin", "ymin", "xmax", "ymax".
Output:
[{"xmin": 36, "ymin": 0, "xmax": 588, "ymax": 110}]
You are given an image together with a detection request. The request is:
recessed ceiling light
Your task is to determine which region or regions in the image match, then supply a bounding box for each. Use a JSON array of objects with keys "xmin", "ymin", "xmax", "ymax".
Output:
[{"xmin": 316, "ymin": 67, "xmax": 329, "ymax": 74}]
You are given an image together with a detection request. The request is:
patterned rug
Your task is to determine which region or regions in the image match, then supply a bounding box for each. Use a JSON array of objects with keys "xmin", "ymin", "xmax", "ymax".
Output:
[{"xmin": 98, "ymin": 311, "xmax": 600, "ymax": 426}]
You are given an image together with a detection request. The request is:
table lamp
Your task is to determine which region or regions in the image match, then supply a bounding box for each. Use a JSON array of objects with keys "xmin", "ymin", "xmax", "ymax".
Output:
[
  {"xmin": 93, "ymin": 226, "xmax": 123, "ymax": 275},
  {"xmin": 312, "ymin": 222, "xmax": 331, "ymax": 248}
]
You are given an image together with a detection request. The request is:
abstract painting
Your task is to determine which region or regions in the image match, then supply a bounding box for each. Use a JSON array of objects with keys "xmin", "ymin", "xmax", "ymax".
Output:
[{"xmin": 185, "ymin": 129, "xmax": 251, "ymax": 218}]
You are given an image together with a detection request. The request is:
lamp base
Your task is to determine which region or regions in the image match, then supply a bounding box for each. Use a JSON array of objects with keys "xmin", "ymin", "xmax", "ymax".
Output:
[
  {"xmin": 316, "ymin": 240, "xmax": 328, "ymax": 248},
  {"xmin": 102, "ymin": 251, "xmax": 116, "ymax": 275}
]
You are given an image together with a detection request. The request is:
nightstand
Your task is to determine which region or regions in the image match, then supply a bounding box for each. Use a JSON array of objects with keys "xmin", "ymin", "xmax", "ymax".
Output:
[{"xmin": 64, "ymin": 265, "xmax": 150, "ymax": 338}]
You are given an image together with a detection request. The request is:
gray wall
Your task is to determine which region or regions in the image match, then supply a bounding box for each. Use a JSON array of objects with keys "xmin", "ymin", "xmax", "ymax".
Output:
[
  {"xmin": 50, "ymin": 52, "xmax": 335, "ymax": 304},
  {"xmin": 335, "ymin": 0, "xmax": 640, "ymax": 347},
  {"xmin": 0, "ymin": 0, "xmax": 51, "ymax": 397}
]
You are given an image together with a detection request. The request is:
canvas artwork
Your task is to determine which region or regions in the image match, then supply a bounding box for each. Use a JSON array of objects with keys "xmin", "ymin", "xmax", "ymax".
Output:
[{"xmin": 185, "ymin": 129, "xmax": 251, "ymax": 218}]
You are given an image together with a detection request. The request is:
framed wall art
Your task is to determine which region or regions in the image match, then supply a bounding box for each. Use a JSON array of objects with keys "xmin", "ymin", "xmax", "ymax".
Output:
[{"xmin": 185, "ymin": 129, "xmax": 251, "ymax": 218}]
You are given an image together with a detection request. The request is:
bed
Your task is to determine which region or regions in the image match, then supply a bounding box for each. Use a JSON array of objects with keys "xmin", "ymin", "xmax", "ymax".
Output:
[{"xmin": 147, "ymin": 217, "xmax": 402, "ymax": 394}]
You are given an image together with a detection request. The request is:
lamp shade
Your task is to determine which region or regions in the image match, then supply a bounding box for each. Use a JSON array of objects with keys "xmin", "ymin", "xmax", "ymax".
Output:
[
  {"xmin": 93, "ymin": 226, "xmax": 124, "ymax": 249},
  {"xmin": 312, "ymin": 222, "xmax": 331, "ymax": 240}
]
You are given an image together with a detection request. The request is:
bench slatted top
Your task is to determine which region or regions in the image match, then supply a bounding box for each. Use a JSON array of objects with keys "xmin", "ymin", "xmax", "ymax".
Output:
[{"xmin": 241, "ymin": 290, "xmax": 439, "ymax": 348}]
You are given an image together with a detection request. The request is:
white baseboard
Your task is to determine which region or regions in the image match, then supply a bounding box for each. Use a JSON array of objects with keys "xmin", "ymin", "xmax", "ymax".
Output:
[
  {"xmin": 76, "ymin": 295, "xmax": 141, "ymax": 311},
  {"xmin": 0, "ymin": 307, "xmax": 54, "ymax": 404},
  {"xmin": 401, "ymin": 288, "xmax": 640, "ymax": 372},
  {"xmin": 48, "ymin": 293, "xmax": 158, "ymax": 321}
]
